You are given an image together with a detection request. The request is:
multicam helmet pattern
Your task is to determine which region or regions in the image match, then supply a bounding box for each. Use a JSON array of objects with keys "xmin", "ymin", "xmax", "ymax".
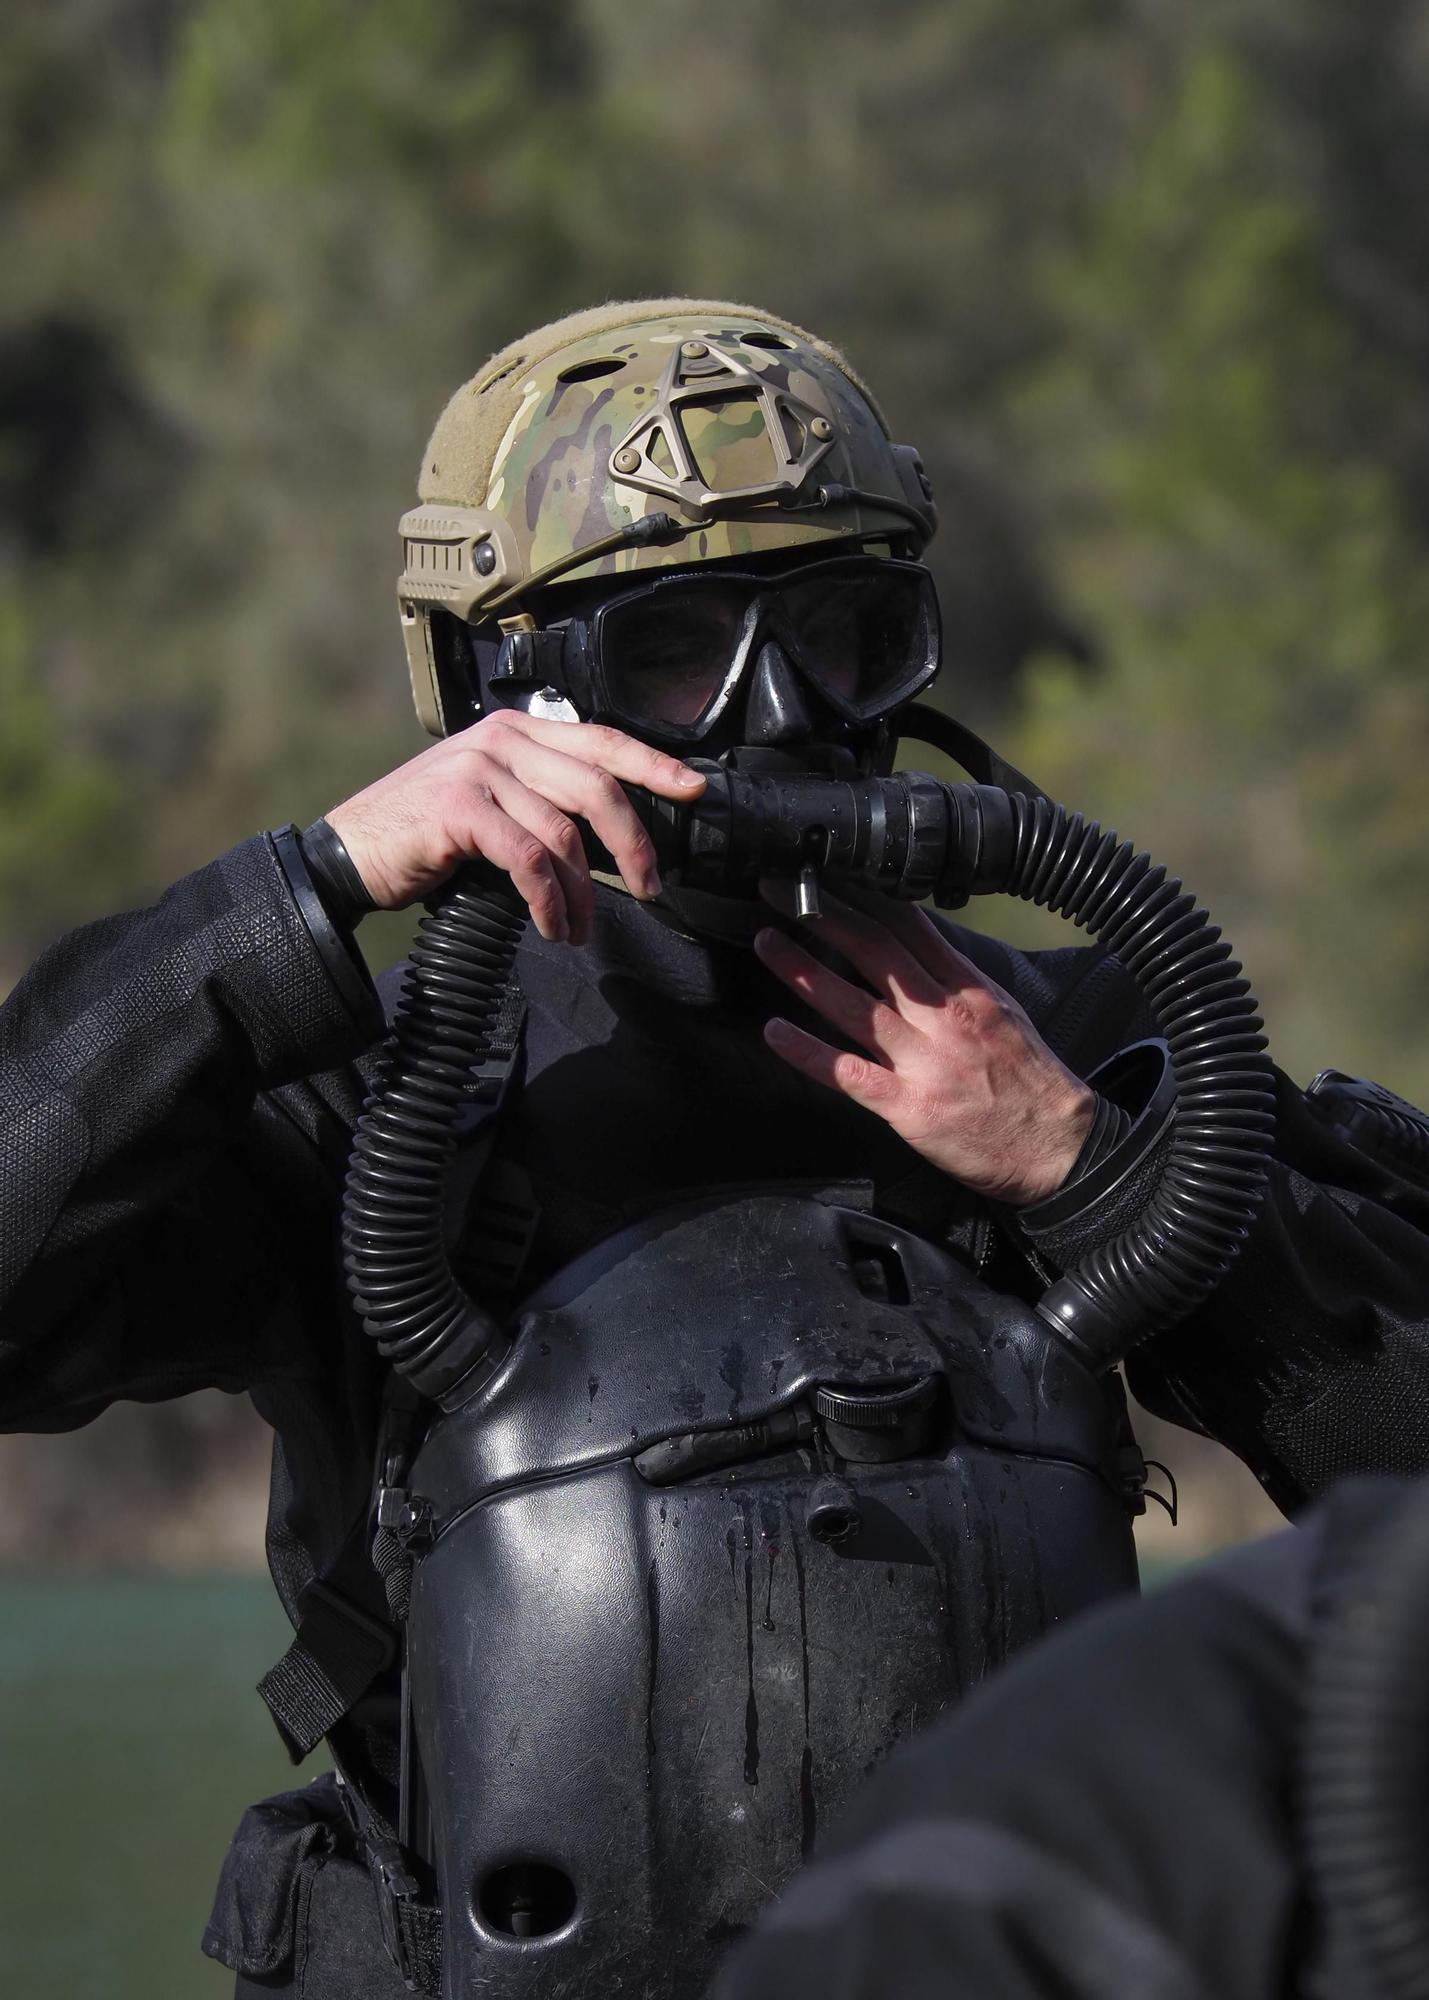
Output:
[{"xmin": 398, "ymin": 299, "xmax": 935, "ymax": 735}]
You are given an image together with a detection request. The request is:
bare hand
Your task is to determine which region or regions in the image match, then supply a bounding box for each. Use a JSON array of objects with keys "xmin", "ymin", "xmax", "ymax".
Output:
[
  {"xmin": 326, "ymin": 711, "xmax": 706, "ymax": 943},
  {"xmin": 754, "ymin": 892, "xmax": 1094, "ymax": 1205}
]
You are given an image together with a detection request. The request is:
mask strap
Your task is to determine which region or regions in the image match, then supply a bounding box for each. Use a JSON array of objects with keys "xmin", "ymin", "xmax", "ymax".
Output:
[{"xmin": 893, "ymin": 702, "xmax": 1051, "ymax": 803}]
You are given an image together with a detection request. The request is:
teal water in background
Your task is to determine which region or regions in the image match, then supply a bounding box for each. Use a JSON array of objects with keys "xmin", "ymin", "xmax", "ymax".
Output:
[{"xmin": 0, "ymin": 1576, "xmax": 323, "ymax": 2000}]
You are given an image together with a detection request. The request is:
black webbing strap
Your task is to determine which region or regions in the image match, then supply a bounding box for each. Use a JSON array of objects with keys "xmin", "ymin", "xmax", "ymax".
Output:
[
  {"xmin": 367, "ymin": 1838, "xmax": 444, "ymax": 1996},
  {"xmin": 332, "ymin": 1745, "xmax": 445, "ymax": 1995},
  {"xmin": 480, "ymin": 976, "xmax": 527, "ymax": 1084},
  {"xmin": 258, "ymin": 1525, "xmax": 396, "ymax": 1763}
]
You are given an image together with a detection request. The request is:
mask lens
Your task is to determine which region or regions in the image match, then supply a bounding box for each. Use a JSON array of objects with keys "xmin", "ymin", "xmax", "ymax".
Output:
[
  {"xmin": 780, "ymin": 565, "xmax": 937, "ymax": 717},
  {"xmin": 598, "ymin": 583, "xmax": 748, "ymax": 730}
]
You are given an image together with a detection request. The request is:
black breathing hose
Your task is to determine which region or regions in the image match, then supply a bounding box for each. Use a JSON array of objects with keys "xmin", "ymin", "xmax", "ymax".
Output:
[
  {"xmin": 1303, "ymin": 1483, "xmax": 1429, "ymax": 2000},
  {"xmin": 341, "ymin": 770, "xmax": 1276, "ymax": 1398},
  {"xmin": 996, "ymin": 791, "xmax": 1276, "ymax": 1365},
  {"xmin": 341, "ymin": 865, "xmax": 526, "ymax": 1403}
]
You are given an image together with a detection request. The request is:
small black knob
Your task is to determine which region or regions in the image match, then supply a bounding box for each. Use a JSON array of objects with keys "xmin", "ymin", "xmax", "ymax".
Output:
[
  {"xmin": 814, "ymin": 1378, "xmax": 938, "ymax": 1429},
  {"xmin": 814, "ymin": 1376, "xmax": 941, "ymax": 1463},
  {"xmin": 806, "ymin": 1478, "xmax": 862, "ymax": 1545}
]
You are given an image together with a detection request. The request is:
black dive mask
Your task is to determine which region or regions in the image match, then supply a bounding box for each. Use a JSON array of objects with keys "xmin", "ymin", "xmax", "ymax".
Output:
[{"xmin": 472, "ymin": 555, "xmax": 941, "ymax": 762}]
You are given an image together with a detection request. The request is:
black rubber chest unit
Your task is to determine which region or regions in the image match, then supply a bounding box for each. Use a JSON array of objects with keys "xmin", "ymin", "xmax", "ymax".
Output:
[{"xmin": 404, "ymin": 1193, "xmax": 1139, "ymax": 1996}]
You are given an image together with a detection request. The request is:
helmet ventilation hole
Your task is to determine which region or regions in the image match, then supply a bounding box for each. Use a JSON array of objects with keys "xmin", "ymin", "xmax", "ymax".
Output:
[
  {"xmin": 556, "ymin": 357, "xmax": 626, "ymax": 384},
  {"xmin": 741, "ymin": 331, "xmax": 793, "ymax": 350}
]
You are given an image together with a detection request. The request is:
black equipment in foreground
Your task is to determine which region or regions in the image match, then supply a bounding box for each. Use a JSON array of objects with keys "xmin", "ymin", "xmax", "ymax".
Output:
[{"xmin": 336, "ymin": 764, "xmax": 1277, "ymax": 1997}]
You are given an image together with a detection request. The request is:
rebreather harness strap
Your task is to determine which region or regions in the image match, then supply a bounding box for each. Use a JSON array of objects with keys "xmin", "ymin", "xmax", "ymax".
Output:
[
  {"xmin": 257, "ymin": 1508, "xmax": 449, "ymax": 1989},
  {"xmin": 336, "ymin": 1761, "xmax": 446, "ymax": 1996},
  {"xmin": 257, "ymin": 1520, "xmax": 397, "ymax": 1762}
]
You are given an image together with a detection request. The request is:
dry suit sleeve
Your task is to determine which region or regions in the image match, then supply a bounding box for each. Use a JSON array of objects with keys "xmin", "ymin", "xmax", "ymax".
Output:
[
  {"xmin": 0, "ymin": 830, "xmax": 384, "ymax": 1431},
  {"xmin": 1012, "ymin": 1029, "xmax": 1429, "ymax": 1510},
  {"xmin": 1124, "ymin": 1072, "xmax": 1429, "ymax": 1512}
]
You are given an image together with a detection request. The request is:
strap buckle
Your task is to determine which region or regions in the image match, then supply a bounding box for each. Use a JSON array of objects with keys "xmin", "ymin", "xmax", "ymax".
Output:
[
  {"xmin": 369, "ymin": 1839, "xmax": 424, "ymax": 1992},
  {"xmin": 376, "ymin": 1485, "xmax": 435, "ymax": 1548}
]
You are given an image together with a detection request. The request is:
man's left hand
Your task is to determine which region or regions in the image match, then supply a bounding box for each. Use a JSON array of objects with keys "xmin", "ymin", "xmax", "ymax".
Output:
[{"xmin": 754, "ymin": 893, "xmax": 1094, "ymax": 1207}]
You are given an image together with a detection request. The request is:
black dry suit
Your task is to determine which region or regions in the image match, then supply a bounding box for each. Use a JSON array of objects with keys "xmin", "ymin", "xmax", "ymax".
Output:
[
  {"xmin": 715, "ymin": 1473, "xmax": 1429, "ymax": 2000},
  {"xmin": 5, "ymin": 829, "xmax": 1429, "ymax": 1997}
]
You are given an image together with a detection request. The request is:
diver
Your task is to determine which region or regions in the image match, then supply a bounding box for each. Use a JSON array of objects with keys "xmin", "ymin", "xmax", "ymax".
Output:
[{"xmin": 3, "ymin": 299, "xmax": 1429, "ymax": 2000}]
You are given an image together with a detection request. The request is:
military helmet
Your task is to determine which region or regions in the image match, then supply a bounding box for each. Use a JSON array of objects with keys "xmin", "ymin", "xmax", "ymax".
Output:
[{"xmin": 398, "ymin": 298, "xmax": 936, "ymax": 735}]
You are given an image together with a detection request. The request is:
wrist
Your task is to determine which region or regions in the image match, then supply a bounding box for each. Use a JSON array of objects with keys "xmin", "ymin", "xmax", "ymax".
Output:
[
  {"xmin": 269, "ymin": 825, "xmax": 383, "ymax": 1042},
  {"xmin": 299, "ymin": 817, "xmax": 378, "ymax": 933},
  {"xmin": 1001, "ymin": 1080, "xmax": 1097, "ymax": 1207},
  {"xmin": 1060, "ymin": 1091, "xmax": 1135, "ymax": 1191},
  {"xmin": 1011, "ymin": 1040, "xmax": 1177, "ymax": 1260}
]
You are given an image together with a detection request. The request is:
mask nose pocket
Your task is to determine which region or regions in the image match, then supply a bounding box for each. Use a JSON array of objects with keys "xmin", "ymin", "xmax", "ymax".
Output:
[{"xmin": 743, "ymin": 638, "xmax": 818, "ymax": 745}]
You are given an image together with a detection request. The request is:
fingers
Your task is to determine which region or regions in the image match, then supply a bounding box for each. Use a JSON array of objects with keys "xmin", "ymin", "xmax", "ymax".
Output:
[
  {"xmin": 837, "ymin": 887, "xmax": 998, "ymax": 997},
  {"xmin": 326, "ymin": 711, "xmax": 704, "ymax": 923},
  {"xmin": 491, "ymin": 713, "xmax": 706, "ymax": 800},
  {"xmin": 766, "ymin": 877, "xmax": 1012, "ymax": 1020},
  {"xmin": 758, "ymin": 882, "xmax": 1096, "ymax": 1204},
  {"xmin": 796, "ymin": 892, "xmax": 948, "ymax": 1011},
  {"xmin": 491, "ymin": 734, "xmax": 663, "ymax": 909},
  {"xmin": 484, "ymin": 766, "xmax": 595, "ymax": 945},
  {"xmin": 753, "ymin": 926, "xmax": 916, "ymax": 1063},
  {"xmin": 763, "ymin": 1018, "xmax": 897, "ymax": 1110},
  {"xmin": 457, "ymin": 788, "xmax": 570, "ymax": 942}
]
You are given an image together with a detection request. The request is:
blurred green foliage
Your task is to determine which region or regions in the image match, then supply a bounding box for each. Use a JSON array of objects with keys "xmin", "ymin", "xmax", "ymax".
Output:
[{"xmin": 3, "ymin": 0, "xmax": 1428, "ymax": 1099}]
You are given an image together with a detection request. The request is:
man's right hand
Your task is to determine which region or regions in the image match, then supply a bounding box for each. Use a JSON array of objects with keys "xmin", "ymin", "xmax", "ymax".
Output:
[{"xmin": 325, "ymin": 710, "xmax": 706, "ymax": 946}]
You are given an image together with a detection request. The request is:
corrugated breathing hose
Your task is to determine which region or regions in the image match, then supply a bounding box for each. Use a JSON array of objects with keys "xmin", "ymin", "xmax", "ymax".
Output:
[
  {"xmin": 342, "ymin": 864, "xmax": 525, "ymax": 1404},
  {"xmin": 995, "ymin": 792, "xmax": 1276, "ymax": 1366},
  {"xmin": 340, "ymin": 772, "xmax": 1277, "ymax": 1398}
]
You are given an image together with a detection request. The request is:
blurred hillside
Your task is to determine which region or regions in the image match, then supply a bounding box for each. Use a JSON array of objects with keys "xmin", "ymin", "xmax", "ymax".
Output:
[{"xmin": 4, "ymin": 0, "xmax": 1428, "ymax": 1563}]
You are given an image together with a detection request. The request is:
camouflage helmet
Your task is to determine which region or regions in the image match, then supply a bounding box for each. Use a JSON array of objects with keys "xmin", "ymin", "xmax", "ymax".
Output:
[{"xmin": 398, "ymin": 298, "xmax": 936, "ymax": 735}]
